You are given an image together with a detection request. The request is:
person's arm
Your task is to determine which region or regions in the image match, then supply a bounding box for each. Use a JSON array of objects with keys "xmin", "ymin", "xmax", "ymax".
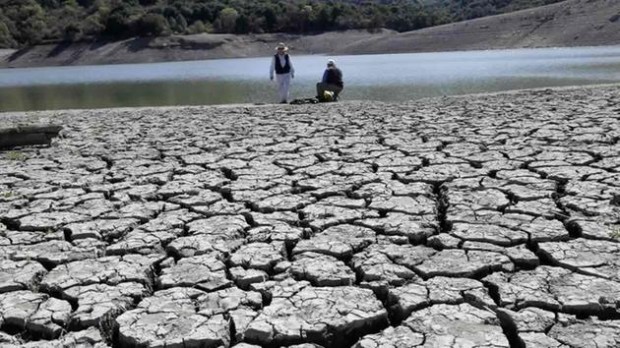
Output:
[
  {"xmin": 269, "ymin": 56, "xmax": 275, "ymax": 80},
  {"xmin": 289, "ymin": 56, "xmax": 295, "ymax": 78},
  {"xmin": 322, "ymin": 70, "xmax": 328, "ymax": 83}
]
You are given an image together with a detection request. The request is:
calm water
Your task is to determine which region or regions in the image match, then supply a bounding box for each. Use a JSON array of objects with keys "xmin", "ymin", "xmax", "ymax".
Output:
[{"xmin": 2, "ymin": 46, "xmax": 620, "ymax": 111}]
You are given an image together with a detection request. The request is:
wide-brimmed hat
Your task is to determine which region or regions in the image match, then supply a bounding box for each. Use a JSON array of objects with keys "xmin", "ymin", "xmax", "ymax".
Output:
[
  {"xmin": 275, "ymin": 42, "xmax": 288, "ymax": 51},
  {"xmin": 327, "ymin": 59, "xmax": 336, "ymax": 66}
]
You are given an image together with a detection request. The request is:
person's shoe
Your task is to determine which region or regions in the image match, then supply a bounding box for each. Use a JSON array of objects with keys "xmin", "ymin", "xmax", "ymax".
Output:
[{"xmin": 280, "ymin": 100, "xmax": 288, "ymax": 104}]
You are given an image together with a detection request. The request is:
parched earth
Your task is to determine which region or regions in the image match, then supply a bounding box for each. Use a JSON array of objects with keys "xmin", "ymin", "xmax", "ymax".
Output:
[{"xmin": 0, "ymin": 85, "xmax": 619, "ymax": 348}]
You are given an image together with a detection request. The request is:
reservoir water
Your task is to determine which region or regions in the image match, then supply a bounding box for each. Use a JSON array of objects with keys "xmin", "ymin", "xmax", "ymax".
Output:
[{"xmin": 1, "ymin": 45, "xmax": 620, "ymax": 111}]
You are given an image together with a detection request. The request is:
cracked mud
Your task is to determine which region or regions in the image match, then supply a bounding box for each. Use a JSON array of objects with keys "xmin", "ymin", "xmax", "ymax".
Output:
[{"xmin": 0, "ymin": 86, "xmax": 619, "ymax": 347}]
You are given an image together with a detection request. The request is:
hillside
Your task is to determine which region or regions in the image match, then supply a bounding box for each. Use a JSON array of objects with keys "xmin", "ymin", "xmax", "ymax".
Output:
[
  {"xmin": 0, "ymin": 0, "xmax": 565, "ymax": 49},
  {"xmin": 1, "ymin": 0, "xmax": 619, "ymax": 68},
  {"xmin": 336, "ymin": 0, "xmax": 620, "ymax": 54}
]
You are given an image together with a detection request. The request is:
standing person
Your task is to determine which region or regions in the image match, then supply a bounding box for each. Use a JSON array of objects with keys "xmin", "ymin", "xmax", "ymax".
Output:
[
  {"xmin": 269, "ymin": 42, "xmax": 295, "ymax": 104},
  {"xmin": 316, "ymin": 59, "xmax": 343, "ymax": 102}
]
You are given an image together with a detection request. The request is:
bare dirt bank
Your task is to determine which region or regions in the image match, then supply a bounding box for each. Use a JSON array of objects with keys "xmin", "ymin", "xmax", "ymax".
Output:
[
  {"xmin": 1, "ymin": 0, "xmax": 620, "ymax": 68},
  {"xmin": 0, "ymin": 30, "xmax": 395, "ymax": 68}
]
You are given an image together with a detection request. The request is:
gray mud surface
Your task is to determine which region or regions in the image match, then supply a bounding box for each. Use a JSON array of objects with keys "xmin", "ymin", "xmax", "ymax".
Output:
[{"xmin": 0, "ymin": 85, "xmax": 619, "ymax": 347}]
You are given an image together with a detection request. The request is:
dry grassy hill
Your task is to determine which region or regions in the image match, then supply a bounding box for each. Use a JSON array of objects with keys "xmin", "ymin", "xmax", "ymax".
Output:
[{"xmin": 336, "ymin": 0, "xmax": 620, "ymax": 54}]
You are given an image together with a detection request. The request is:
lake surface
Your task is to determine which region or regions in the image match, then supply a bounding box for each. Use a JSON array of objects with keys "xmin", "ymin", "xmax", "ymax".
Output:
[{"xmin": 2, "ymin": 45, "xmax": 620, "ymax": 111}]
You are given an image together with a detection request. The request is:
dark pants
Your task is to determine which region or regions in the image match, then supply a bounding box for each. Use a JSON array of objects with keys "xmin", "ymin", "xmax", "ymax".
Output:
[{"xmin": 316, "ymin": 82, "xmax": 343, "ymax": 101}]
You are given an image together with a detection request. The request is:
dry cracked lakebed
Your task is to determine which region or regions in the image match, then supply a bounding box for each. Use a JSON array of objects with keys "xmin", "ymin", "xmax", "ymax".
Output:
[{"xmin": 0, "ymin": 85, "xmax": 619, "ymax": 348}]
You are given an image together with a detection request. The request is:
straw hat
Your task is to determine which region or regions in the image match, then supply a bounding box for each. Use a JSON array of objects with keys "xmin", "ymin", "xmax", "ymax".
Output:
[{"xmin": 275, "ymin": 42, "xmax": 288, "ymax": 51}]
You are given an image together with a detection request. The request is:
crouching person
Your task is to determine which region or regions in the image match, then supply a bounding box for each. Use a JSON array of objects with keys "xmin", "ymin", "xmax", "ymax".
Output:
[{"xmin": 316, "ymin": 59, "xmax": 343, "ymax": 102}]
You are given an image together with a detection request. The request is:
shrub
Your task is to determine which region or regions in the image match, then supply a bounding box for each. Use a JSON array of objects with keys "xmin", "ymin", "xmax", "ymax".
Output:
[{"xmin": 137, "ymin": 13, "xmax": 170, "ymax": 36}]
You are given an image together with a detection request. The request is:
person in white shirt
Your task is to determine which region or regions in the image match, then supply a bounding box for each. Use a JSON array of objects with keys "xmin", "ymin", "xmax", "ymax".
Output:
[{"xmin": 269, "ymin": 43, "xmax": 295, "ymax": 104}]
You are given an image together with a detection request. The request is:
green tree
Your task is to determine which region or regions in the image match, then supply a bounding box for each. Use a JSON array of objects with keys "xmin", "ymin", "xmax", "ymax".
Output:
[
  {"xmin": 0, "ymin": 21, "xmax": 17, "ymax": 48},
  {"xmin": 216, "ymin": 7, "xmax": 238, "ymax": 33},
  {"xmin": 315, "ymin": 6, "xmax": 333, "ymax": 31},
  {"xmin": 137, "ymin": 13, "xmax": 169, "ymax": 36},
  {"xmin": 39, "ymin": 0, "xmax": 62, "ymax": 8},
  {"xmin": 235, "ymin": 14, "xmax": 250, "ymax": 34},
  {"xmin": 81, "ymin": 12, "xmax": 106, "ymax": 37},
  {"xmin": 0, "ymin": 0, "xmax": 569, "ymax": 48},
  {"xmin": 187, "ymin": 20, "xmax": 210, "ymax": 34},
  {"xmin": 64, "ymin": 0, "xmax": 79, "ymax": 7},
  {"xmin": 297, "ymin": 5, "xmax": 314, "ymax": 33},
  {"xmin": 77, "ymin": 0, "xmax": 97, "ymax": 7},
  {"xmin": 63, "ymin": 23, "xmax": 81, "ymax": 41},
  {"xmin": 262, "ymin": 5, "xmax": 277, "ymax": 32},
  {"xmin": 105, "ymin": 4, "xmax": 142, "ymax": 38},
  {"xmin": 8, "ymin": 2, "xmax": 47, "ymax": 45}
]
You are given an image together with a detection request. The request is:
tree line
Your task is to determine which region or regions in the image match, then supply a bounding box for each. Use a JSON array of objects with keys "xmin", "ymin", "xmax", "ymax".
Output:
[{"xmin": 0, "ymin": 0, "xmax": 564, "ymax": 48}]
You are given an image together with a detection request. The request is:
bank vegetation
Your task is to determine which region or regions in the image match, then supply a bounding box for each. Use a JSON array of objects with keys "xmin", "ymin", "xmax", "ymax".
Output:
[{"xmin": 0, "ymin": 0, "xmax": 563, "ymax": 48}]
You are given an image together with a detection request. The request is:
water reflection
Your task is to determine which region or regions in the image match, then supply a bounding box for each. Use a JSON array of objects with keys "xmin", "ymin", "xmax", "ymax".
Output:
[
  {"xmin": 0, "ymin": 81, "xmax": 261, "ymax": 111},
  {"xmin": 0, "ymin": 76, "xmax": 606, "ymax": 112}
]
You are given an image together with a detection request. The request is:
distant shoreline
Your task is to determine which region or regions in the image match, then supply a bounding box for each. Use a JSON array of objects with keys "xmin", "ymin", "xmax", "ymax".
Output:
[
  {"xmin": 0, "ymin": 30, "xmax": 392, "ymax": 69},
  {"xmin": 2, "ymin": 0, "xmax": 620, "ymax": 69},
  {"xmin": 1, "ymin": 35, "xmax": 618, "ymax": 70}
]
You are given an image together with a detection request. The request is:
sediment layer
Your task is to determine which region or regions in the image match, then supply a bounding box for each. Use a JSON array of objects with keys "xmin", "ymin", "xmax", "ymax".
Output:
[{"xmin": 0, "ymin": 85, "xmax": 619, "ymax": 347}]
